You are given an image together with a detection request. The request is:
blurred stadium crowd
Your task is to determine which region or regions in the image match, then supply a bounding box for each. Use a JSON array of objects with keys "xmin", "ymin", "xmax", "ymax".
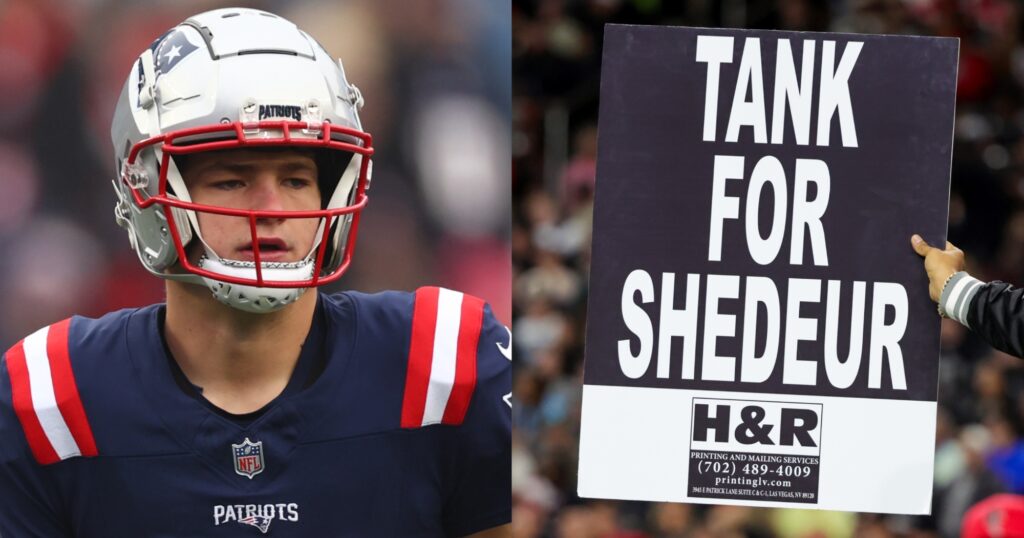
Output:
[
  {"xmin": 0, "ymin": 0, "xmax": 511, "ymax": 351},
  {"xmin": 513, "ymin": 0, "xmax": 1024, "ymax": 537}
]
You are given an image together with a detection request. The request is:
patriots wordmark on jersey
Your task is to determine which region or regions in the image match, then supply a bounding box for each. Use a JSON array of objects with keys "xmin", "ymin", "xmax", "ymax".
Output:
[{"xmin": 0, "ymin": 287, "xmax": 511, "ymax": 537}]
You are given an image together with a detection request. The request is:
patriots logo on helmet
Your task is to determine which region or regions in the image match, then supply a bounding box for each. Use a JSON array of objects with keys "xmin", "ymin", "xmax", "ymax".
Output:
[{"xmin": 154, "ymin": 30, "xmax": 199, "ymax": 75}]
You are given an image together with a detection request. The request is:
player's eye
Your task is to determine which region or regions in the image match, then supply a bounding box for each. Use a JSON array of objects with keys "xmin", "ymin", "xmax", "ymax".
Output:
[
  {"xmin": 283, "ymin": 177, "xmax": 314, "ymax": 189},
  {"xmin": 210, "ymin": 179, "xmax": 246, "ymax": 190}
]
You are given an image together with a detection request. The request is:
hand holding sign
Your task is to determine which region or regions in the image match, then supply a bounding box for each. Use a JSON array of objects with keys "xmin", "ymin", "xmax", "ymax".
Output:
[{"xmin": 910, "ymin": 234, "xmax": 965, "ymax": 303}]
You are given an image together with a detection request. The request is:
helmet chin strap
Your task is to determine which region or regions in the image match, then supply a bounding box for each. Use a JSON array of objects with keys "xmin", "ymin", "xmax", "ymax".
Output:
[{"xmin": 198, "ymin": 255, "xmax": 314, "ymax": 314}]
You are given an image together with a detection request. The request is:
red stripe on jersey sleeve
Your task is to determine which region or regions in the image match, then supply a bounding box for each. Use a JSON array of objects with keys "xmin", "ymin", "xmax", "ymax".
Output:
[
  {"xmin": 46, "ymin": 318, "xmax": 98, "ymax": 457},
  {"xmin": 442, "ymin": 295, "xmax": 485, "ymax": 425},
  {"xmin": 401, "ymin": 287, "xmax": 440, "ymax": 428},
  {"xmin": 4, "ymin": 340, "xmax": 60, "ymax": 465}
]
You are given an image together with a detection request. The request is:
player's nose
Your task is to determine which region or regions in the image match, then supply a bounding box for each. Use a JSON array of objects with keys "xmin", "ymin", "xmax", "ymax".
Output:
[{"xmin": 250, "ymin": 176, "xmax": 287, "ymax": 222}]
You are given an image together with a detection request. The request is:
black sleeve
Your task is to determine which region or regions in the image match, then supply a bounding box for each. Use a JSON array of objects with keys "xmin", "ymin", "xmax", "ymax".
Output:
[
  {"xmin": 967, "ymin": 281, "xmax": 1024, "ymax": 358},
  {"xmin": 942, "ymin": 272, "xmax": 1024, "ymax": 358}
]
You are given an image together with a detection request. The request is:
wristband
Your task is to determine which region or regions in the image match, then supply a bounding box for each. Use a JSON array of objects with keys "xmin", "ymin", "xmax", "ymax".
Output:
[{"xmin": 937, "ymin": 272, "xmax": 956, "ymax": 318}]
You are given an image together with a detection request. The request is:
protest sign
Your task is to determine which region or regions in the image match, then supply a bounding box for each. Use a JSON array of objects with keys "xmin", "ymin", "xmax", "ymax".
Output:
[{"xmin": 578, "ymin": 25, "xmax": 958, "ymax": 514}]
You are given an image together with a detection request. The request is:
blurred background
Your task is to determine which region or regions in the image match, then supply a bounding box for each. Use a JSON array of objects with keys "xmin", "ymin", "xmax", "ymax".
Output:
[
  {"xmin": 513, "ymin": 0, "xmax": 1024, "ymax": 537},
  {"xmin": 0, "ymin": 0, "xmax": 511, "ymax": 350}
]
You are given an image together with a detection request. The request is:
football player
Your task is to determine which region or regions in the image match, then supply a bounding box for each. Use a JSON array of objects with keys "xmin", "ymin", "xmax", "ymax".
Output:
[{"xmin": 0, "ymin": 8, "xmax": 511, "ymax": 537}]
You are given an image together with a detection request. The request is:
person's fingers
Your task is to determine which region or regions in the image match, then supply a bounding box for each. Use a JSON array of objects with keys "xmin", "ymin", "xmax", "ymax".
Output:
[
  {"xmin": 911, "ymin": 234, "xmax": 933, "ymax": 257},
  {"xmin": 946, "ymin": 241, "xmax": 955, "ymax": 251}
]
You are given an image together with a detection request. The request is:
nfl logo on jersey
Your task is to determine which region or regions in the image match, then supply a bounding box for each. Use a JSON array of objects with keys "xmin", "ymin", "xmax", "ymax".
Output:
[{"xmin": 232, "ymin": 438, "xmax": 265, "ymax": 479}]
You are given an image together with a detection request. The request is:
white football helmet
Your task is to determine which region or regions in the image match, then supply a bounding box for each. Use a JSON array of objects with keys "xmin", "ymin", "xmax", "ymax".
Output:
[{"xmin": 110, "ymin": 8, "xmax": 373, "ymax": 313}]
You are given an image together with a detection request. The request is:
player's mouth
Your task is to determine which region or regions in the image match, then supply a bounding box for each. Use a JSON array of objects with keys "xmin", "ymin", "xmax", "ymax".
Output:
[{"xmin": 237, "ymin": 237, "xmax": 293, "ymax": 262}]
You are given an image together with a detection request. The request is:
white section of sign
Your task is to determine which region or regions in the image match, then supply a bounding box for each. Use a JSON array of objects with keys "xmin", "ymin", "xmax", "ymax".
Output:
[{"xmin": 578, "ymin": 384, "xmax": 935, "ymax": 514}]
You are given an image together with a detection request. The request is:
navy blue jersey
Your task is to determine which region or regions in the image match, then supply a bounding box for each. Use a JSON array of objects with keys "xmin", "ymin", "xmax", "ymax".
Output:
[{"xmin": 0, "ymin": 288, "xmax": 511, "ymax": 537}]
